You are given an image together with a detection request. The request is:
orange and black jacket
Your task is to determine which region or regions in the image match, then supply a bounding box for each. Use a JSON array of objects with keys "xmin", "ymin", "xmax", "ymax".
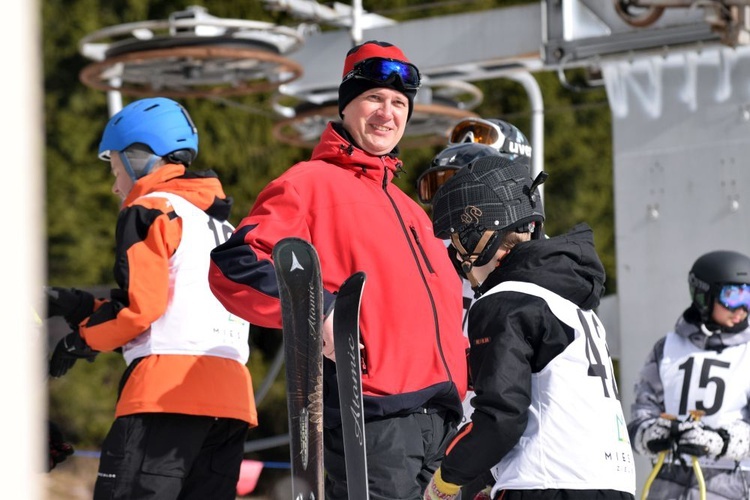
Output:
[{"xmin": 79, "ymin": 164, "xmax": 256, "ymax": 426}]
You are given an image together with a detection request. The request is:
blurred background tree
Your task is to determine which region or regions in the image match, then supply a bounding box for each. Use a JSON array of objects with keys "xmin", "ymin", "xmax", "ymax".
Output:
[{"xmin": 44, "ymin": 0, "xmax": 612, "ymax": 495}]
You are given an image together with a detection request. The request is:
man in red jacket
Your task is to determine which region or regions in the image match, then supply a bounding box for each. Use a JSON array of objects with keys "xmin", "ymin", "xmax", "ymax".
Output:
[{"xmin": 209, "ymin": 40, "xmax": 468, "ymax": 500}]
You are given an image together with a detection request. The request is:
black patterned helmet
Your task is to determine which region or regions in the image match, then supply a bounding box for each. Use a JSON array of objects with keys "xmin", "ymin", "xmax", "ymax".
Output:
[{"xmin": 431, "ymin": 155, "xmax": 546, "ymax": 274}]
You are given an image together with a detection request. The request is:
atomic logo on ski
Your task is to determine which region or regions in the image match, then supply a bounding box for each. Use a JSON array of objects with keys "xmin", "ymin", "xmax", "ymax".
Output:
[{"xmin": 290, "ymin": 251, "xmax": 304, "ymax": 271}]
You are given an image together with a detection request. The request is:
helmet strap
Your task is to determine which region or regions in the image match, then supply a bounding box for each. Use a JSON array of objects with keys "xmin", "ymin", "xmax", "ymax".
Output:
[
  {"xmin": 700, "ymin": 322, "xmax": 717, "ymax": 337},
  {"xmin": 120, "ymin": 154, "xmax": 139, "ymax": 183},
  {"xmin": 450, "ymin": 230, "xmax": 497, "ymax": 291},
  {"xmin": 121, "ymin": 153, "xmax": 161, "ymax": 182}
]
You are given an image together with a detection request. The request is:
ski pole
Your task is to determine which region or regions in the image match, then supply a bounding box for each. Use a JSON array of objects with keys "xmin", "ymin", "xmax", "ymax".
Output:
[
  {"xmin": 640, "ymin": 450, "xmax": 667, "ymax": 500},
  {"xmin": 688, "ymin": 410, "xmax": 707, "ymax": 500},
  {"xmin": 691, "ymin": 456, "xmax": 706, "ymax": 500}
]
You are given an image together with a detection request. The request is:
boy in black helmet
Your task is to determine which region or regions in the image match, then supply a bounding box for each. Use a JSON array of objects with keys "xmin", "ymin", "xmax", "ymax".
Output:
[
  {"xmin": 424, "ymin": 155, "xmax": 636, "ymax": 500},
  {"xmin": 629, "ymin": 250, "xmax": 750, "ymax": 499}
]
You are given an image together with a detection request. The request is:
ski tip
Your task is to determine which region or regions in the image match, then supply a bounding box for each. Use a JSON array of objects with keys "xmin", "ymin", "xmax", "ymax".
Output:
[
  {"xmin": 272, "ymin": 238, "xmax": 321, "ymax": 275},
  {"xmin": 272, "ymin": 237, "xmax": 316, "ymax": 259},
  {"xmin": 341, "ymin": 271, "xmax": 366, "ymax": 289}
]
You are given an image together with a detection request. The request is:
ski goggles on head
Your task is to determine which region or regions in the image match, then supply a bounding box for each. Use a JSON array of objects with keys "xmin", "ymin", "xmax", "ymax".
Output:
[
  {"xmin": 342, "ymin": 57, "xmax": 422, "ymax": 90},
  {"xmin": 449, "ymin": 118, "xmax": 505, "ymax": 149},
  {"xmin": 717, "ymin": 284, "xmax": 750, "ymax": 311}
]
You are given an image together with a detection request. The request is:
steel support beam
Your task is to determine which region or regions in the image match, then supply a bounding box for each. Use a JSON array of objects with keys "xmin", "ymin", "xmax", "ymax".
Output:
[{"xmin": 279, "ymin": 4, "xmax": 544, "ymax": 103}]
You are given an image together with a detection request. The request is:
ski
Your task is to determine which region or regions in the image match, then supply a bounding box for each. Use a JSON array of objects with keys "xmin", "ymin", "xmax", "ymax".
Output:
[
  {"xmin": 333, "ymin": 271, "xmax": 369, "ymax": 500},
  {"xmin": 273, "ymin": 237, "xmax": 325, "ymax": 500}
]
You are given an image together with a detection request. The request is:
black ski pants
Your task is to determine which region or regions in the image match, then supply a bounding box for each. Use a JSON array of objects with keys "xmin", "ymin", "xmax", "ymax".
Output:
[
  {"xmin": 324, "ymin": 408, "xmax": 457, "ymax": 500},
  {"xmin": 93, "ymin": 412, "xmax": 249, "ymax": 500}
]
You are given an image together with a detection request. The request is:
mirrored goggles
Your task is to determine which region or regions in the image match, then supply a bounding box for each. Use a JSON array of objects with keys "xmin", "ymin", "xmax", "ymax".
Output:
[
  {"xmin": 449, "ymin": 118, "xmax": 505, "ymax": 149},
  {"xmin": 416, "ymin": 166, "xmax": 460, "ymax": 204},
  {"xmin": 717, "ymin": 284, "xmax": 750, "ymax": 311},
  {"xmin": 342, "ymin": 57, "xmax": 421, "ymax": 90}
]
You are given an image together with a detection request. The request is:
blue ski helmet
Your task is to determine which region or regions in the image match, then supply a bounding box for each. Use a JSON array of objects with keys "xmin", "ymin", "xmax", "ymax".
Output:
[{"xmin": 99, "ymin": 97, "xmax": 198, "ymax": 179}]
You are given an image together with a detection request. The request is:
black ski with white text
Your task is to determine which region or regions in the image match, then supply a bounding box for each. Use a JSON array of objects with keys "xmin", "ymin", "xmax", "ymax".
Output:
[
  {"xmin": 333, "ymin": 271, "xmax": 369, "ymax": 500},
  {"xmin": 272, "ymin": 237, "xmax": 324, "ymax": 500}
]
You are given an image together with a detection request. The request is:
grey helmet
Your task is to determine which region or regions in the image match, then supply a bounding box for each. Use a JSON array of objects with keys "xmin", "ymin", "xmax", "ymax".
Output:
[
  {"xmin": 689, "ymin": 250, "xmax": 750, "ymax": 323},
  {"xmin": 417, "ymin": 118, "xmax": 532, "ymax": 205},
  {"xmin": 449, "ymin": 117, "xmax": 532, "ymax": 164}
]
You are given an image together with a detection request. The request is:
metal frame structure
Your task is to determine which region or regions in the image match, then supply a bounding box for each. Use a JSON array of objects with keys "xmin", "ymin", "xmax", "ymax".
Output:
[{"xmin": 79, "ymin": 6, "xmax": 306, "ymax": 101}]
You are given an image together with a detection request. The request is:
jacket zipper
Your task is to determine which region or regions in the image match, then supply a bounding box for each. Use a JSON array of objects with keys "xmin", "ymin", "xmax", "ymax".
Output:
[{"xmin": 380, "ymin": 163, "xmax": 453, "ymax": 384}]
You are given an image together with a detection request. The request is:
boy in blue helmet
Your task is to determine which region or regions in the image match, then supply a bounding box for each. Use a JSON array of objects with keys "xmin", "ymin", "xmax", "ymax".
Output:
[{"xmin": 45, "ymin": 97, "xmax": 256, "ymax": 500}]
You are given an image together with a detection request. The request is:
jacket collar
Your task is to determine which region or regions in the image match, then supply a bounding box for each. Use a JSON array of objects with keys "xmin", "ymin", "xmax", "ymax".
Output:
[
  {"xmin": 123, "ymin": 164, "xmax": 232, "ymax": 221},
  {"xmin": 310, "ymin": 122, "xmax": 404, "ymax": 182}
]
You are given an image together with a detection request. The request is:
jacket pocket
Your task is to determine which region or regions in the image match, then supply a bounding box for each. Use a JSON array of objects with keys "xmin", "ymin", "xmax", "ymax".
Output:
[{"xmin": 409, "ymin": 225, "xmax": 435, "ymax": 274}]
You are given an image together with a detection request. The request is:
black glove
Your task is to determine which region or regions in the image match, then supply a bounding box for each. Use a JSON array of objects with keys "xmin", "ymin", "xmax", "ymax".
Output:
[
  {"xmin": 48, "ymin": 420, "xmax": 74, "ymax": 471},
  {"xmin": 45, "ymin": 287, "xmax": 95, "ymax": 325},
  {"xmin": 49, "ymin": 331, "xmax": 98, "ymax": 378}
]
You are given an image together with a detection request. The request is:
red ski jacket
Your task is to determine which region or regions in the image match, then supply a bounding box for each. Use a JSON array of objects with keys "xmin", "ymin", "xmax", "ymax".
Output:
[{"xmin": 209, "ymin": 122, "xmax": 468, "ymax": 426}]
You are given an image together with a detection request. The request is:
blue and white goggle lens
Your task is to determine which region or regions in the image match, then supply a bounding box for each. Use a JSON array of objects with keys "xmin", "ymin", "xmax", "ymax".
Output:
[
  {"xmin": 718, "ymin": 284, "xmax": 750, "ymax": 311},
  {"xmin": 344, "ymin": 57, "xmax": 421, "ymax": 89}
]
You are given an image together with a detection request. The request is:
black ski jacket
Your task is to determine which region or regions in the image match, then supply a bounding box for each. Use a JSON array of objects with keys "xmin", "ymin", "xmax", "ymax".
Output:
[{"xmin": 440, "ymin": 223, "xmax": 607, "ymax": 485}]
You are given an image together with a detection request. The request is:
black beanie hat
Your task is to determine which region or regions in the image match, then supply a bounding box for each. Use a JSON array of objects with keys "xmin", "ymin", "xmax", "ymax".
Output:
[{"xmin": 338, "ymin": 40, "xmax": 418, "ymax": 121}]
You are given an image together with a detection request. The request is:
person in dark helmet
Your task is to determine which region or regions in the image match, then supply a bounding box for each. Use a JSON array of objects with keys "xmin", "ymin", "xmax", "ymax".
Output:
[
  {"xmin": 424, "ymin": 155, "xmax": 635, "ymax": 500},
  {"xmin": 629, "ymin": 250, "xmax": 750, "ymax": 499},
  {"xmin": 45, "ymin": 97, "xmax": 256, "ymax": 500},
  {"xmin": 416, "ymin": 121, "xmax": 537, "ymax": 500},
  {"xmin": 417, "ymin": 117, "xmax": 541, "ymax": 330},
  {"xmin": 208, "ymin": 40, "xmax": 468, "ymax": 500}
]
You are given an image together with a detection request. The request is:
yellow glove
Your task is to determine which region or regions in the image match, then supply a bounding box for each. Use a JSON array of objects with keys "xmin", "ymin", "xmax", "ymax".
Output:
[{"xmin": 424, "ymin": 467, "xmax": 461, "ymax": 500}]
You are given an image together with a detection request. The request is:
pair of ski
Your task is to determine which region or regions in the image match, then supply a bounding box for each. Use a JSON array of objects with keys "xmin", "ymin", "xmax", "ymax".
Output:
[{"xmin": 273, "ymin": 237, "xmax": 369, "ymax": 500}]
